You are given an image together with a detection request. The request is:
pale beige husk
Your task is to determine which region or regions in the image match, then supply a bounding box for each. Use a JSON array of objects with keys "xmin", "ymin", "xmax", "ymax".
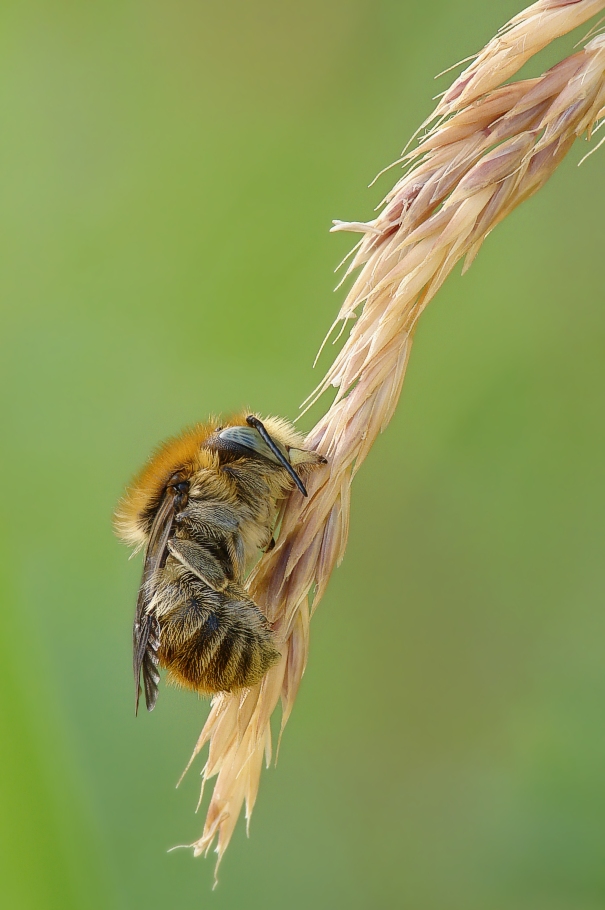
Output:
[{"xmin": 181, "ymin": 0, "xmax": 605, "ymax": 879}]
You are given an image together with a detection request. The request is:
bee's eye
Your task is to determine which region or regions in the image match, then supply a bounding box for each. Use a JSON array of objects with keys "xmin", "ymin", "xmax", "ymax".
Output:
[{"xmin": 167, "ymin": 472, "xmax": 189, "ymax": 494}]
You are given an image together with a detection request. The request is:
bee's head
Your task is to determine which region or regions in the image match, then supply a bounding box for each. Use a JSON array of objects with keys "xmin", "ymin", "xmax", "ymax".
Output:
[{"xmin": 206, "ymin": 414, "xmax": 325, "ymax": 496}]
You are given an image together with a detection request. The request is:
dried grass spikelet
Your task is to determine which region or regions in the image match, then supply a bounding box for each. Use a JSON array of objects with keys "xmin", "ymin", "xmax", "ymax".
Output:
[
  {"xmin": 434, "ymin": 0, "xmax": 605, "ymax": 118},
  {"xmin": 182, "ymin": 0, "xmax": 605, "ymax": 879}
]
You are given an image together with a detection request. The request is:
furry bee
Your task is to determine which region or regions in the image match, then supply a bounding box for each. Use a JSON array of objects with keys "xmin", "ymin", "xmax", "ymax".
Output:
[{"xmin": 115, "ymin": 413, "xmax": 325, "ymax": 713}]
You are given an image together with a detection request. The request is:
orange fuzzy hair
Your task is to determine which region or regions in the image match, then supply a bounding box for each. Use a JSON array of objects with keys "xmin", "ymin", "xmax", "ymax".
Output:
[{"xmin": 113, "ymin": 412, "xmax": 307, "ymax": 552}]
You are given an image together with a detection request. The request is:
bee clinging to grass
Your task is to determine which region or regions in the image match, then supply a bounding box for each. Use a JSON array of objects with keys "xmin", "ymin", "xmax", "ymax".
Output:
[{"xmin": 114, "ymin": 413, "xmax": 326, "ymax": 713}]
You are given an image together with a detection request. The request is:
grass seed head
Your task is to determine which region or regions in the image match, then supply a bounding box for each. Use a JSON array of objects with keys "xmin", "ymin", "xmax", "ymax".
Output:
[{"xmin": 183, "ymin": 1, "xmax": 605, "ymax": 875}]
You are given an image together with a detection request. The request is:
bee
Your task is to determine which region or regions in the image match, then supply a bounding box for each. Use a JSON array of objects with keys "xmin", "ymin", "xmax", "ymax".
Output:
[{"xmin": 114, "ymin": 413, "xmax": 326, "ymax": 713}]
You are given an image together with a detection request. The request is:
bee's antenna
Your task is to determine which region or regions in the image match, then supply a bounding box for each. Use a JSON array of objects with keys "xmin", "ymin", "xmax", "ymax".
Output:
[{"xmin": 246, "ymin": 415, "xmax": 308, "ymax": 496}]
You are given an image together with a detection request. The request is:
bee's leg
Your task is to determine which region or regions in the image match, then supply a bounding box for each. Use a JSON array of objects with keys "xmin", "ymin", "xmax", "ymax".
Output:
[
  {"xmin": 167, "ymin": 538, "xmax": 231, "ymax": 591},
  {"xmin": 175, "ymin": 502, "xmax": 240, "ymax": 537},
  {"xmin": 225, "ymin": 531, "xmax": 246, "ymax": 580}
]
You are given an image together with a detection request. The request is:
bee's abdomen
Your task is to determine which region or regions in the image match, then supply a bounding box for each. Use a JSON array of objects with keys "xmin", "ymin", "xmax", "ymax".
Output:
[{"xmin": 157, "ymin": 575, "xmax": 280, "ymax": 694}]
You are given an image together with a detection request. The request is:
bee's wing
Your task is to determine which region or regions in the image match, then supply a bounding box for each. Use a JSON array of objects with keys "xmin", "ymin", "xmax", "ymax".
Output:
[
  {"xmin": 133, "ymin": 610, "xmax": 160, "ymax": 713},
  {"xmin": 133, "ymin": 490, "xmax": 177, "ymax": 714}
]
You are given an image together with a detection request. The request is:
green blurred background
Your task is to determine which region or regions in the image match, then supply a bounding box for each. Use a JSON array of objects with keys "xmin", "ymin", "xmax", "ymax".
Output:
[{"xmin": 1, "ymin": 1, "xmax": 605, "ymax": 907}]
